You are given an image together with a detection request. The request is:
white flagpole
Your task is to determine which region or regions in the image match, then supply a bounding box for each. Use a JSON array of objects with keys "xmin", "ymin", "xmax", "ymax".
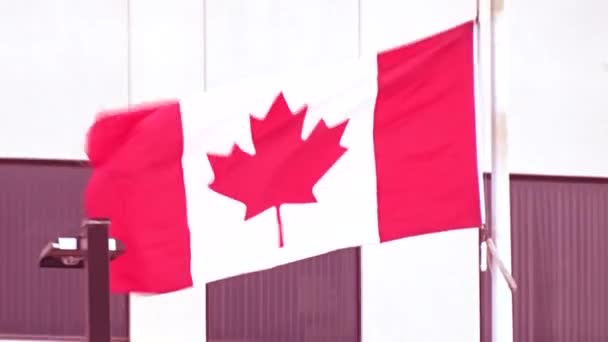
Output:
[
  {"xmin": 481, "ymin": 0, "xmax": 515, "ymax": 341},
  {"xmin": 474, "ymin": 5, "xmax": 488, "ymax": 275}
]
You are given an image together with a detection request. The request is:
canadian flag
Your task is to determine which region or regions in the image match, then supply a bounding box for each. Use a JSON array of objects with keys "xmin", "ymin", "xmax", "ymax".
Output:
[{"xmin": 85, "ymin": 21, "xmax": 481, "ymax": 294}]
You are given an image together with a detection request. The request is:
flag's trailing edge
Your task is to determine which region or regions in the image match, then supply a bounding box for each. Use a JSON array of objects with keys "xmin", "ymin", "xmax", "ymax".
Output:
[
  {"xmin": 86, "ymin": 101, "xmax": 192, "ymax": 293},
  {"xmin": 85, "ymin": 20, "xmax": 481, "ymax": 294}
]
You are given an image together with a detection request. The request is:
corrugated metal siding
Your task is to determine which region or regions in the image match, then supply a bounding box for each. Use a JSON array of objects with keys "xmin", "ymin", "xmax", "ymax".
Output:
[
  {"xmin": 511, "ymin": 176, "xmax": 608, "ymax": 342},
  {"xmin": 0, "ymin": 160, "xmax": 358, "ymax": 341},
  {"xmin": 481, "ymin": 175, "xmax": 608, "ymax": 342},
  {"xmin": 0, "ymin": 161, "xmax": 128, "ymax": 340},
  {"xmin": 207, "ymin": 248, "xmax": 360, "ymax": 342},
  {"xmin": 8, "ymin": 162, "xmax": 606, "ymax": 341}
]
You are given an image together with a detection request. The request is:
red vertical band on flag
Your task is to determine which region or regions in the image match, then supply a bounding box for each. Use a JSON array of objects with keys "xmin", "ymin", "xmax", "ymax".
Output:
[
  {"xmin": 373, "ymin": 21, "xmax": 482, "ymax": 241},
  {"xmin": 85, "ymin": 102, "xmax": 192, "ymax": 293}
]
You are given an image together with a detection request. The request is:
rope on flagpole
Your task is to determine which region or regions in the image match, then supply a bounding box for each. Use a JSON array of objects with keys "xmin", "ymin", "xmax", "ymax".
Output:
[
  {"xmin": 481, "ymin": 224, "xmax": 517, "ymax": 292},
  {"xmin": 486, "ymin": 238, "xmax": 517, "ymax": 291}
]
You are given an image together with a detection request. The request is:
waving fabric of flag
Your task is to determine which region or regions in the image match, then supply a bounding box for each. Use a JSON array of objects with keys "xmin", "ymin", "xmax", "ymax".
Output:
[{"xmin": 85, "ymin": 21, "xmax": 481, "ymax": 294}]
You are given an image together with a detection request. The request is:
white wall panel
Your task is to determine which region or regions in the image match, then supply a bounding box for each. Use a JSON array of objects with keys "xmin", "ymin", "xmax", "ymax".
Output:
[
  {"xmin": 509, "ymin": 0, "xmax": 608, "ymax": 177},
  {"xmin": 359, "ymin": 1, "xmax": 480, "ymax": 341},
  {"xmin": 362, "ymin": 229, "xmax": 480, "ymax": 342},
  {"xmin": 205, "ymin": 0, "xmax": 359, "ymax": 89},
  {"xmin": 360, "ymin": 0, "xmax": 475, "ymax": 52},
  {"xmin": 126, "ymin": 1, "xmax": 205, "ymax": 342},
  {"xmin": 0, "ymin": 0, "xmax": 128, "ymax": 160},
  {"xmin": 128, "ymin": 0, "xmax": 205, "ymax": 102}
]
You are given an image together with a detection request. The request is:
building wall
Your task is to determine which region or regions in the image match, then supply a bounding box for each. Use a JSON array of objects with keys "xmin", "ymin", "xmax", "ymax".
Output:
[
  {"xmin": 0, "ymin": 161, "xmax": 128, "ymax": 341},
  {"xmin": 207, "ymin": 248, "xmax": 360, "ymax": 342},
  {"xmin": 508, "ymin": 0, "xmax": 608, "ymax": 177},
  {"xmin": 481, "ymin": 175, "xmax": 608, "ymax": 342},
  {"xmin": 0, "ymin": 159, "xmax": 359, "ymax": 341},
  {"xmin": 0, "ymin": 1, "xmax": 128, "ymax": 160},
  {"xmin": 1, "ymin": 0, "xmax": 607, "ymax": 341},
  {"xmin": 3, "ymin": 162, "xmax": 607, "ymax": 342},
  {"xmin": 5, "ymin": 0, "xmax": 607, "ymax": 175},
  {"xmin": 509, "ymin": 176, "xmax": 608, "ymax": 342}
]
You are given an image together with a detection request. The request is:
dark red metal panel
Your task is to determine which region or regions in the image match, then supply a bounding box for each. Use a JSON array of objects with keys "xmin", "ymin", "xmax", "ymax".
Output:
[
  {"xmin": 0, "ymin": 160, "xmax": 128, "ymax": 340},
  {"xmin": 480, "ymin": 174, "xmax": 492, "ymax": 342},
  {"xmin": 207, "ymin": 248, "xmax": 360, "ymax": 342},
  {"xmin": 481, "ymin": 174, "xmax": 608, "ymax": 342},
  {"xmin": 510, "ymin": 175, "xmax": 608, "ymax": 342}
]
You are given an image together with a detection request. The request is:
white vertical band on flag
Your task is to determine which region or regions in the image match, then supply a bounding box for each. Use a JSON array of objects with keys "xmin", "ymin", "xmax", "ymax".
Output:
[{"xmin": 179, "ymin": 56, "xmax": 381, "ymax": 285}]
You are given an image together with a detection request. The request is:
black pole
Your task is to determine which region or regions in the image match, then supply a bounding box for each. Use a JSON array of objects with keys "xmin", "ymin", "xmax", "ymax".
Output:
[{"xmin": 82, "ymin": 219, "xmax": 112, "ymax": 342}]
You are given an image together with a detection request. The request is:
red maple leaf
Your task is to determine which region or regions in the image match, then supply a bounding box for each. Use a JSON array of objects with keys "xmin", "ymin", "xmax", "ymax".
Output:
[{"xmin": 207, "ymin": 92, "xmax": 349, "ymax": 248}]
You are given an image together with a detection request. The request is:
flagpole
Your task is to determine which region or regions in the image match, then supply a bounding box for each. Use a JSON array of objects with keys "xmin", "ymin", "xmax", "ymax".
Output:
[{"xmin": 482, "ymin": 0, "xmax": 515, "ymax": 341}]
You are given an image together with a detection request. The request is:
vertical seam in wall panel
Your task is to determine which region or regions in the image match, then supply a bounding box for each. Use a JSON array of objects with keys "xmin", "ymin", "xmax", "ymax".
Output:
[
  {"xmin": 202, "ymin": 0, "xmax": 208, "ymax": 91},
  {"xmin": 357, "ymin": 0, "xmax": 362, "ymax": 58},
  {"xmin": 126, "ymin": 0, "xmax": 132, "ymax": 105}
]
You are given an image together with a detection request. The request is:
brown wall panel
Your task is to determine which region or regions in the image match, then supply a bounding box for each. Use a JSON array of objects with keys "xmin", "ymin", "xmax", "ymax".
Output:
[
  {"xmin": 480, "ymin": 175, "xmax": 492, "ymax": 342},
  {"xmin": 481, "ymin": 175, "xmax": 608, "ymax": 342},
  {"xmin": 0, "ymin": 161, "xmax": 128, "ymax": 339},
  {"xmin": 207, "ymin": 248, "xmax": 360, "ymax": 342},
  {"xmin": 510, "ymin": 176, "xmax": 608, "ymax": 342},
  {"xmin": 8, "ymin": 163, "xmax": 606, "ymax": 341}
]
